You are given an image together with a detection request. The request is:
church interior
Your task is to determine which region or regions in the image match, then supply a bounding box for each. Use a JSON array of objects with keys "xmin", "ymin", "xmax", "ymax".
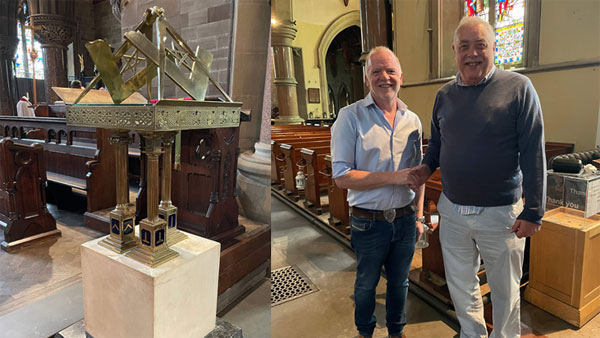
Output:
[
  {"xmin": 0, "ymin": 0, "xmax": 598, "ymax": 337},
  {"xmin": 270, "ymin": 0, "xmax": 600, "ymax": 337}
]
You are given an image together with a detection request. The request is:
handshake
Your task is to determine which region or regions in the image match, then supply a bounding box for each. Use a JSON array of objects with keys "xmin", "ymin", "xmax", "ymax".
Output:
[{"xmin": 400, "ymin": 164, "xmax": 432, "ymax": 191}]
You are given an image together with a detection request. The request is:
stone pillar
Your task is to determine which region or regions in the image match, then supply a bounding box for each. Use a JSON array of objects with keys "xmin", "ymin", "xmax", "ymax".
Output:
[
  {"xmin": 28, "ymin": 0, "xmax": 75, "ymax": 104},
  {"xmin": 0, "ymin": 0, "xmax": 19, "ymax": 115},
  {"xmin": 236, "ymin": 29, "xmax": 272, "ymax": 225},
  {"xmin": 232, "ymin": 0, "xmax": 271, "ymax": 151},
  {"xmin": 359, "ymin": 0, "xmax": 392, "ymax": 57},
  {"xmin": 271, "ymin": 0, "xmax": 303, "ymax": 125}
]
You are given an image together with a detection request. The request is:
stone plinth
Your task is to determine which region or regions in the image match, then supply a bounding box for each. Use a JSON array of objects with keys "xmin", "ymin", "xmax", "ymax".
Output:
[
  {"xmin": 81, "ymin": 231, "xmax": 220, "ymax": 338},
  {"xmin": 236, "ymin": 142, "xmax": 270, "ymax": 224},
  {"xmin": 55, "ymin": 318, "xmax": 243, "ymax": 338}
]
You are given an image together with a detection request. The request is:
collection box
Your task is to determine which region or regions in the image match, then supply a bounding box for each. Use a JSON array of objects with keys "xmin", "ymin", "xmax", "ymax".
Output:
[
  {"xmin": 525, "ymin": 207, "xmax": 600, "ymax": 327},
  {"xmin": 546, "ymin": 171, "xmax": 600, "ymax": 218}
]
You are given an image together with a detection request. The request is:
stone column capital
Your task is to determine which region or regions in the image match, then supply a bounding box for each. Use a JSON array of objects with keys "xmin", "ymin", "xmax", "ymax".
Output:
[
  {"xmin": 271, "ymin": 22, "xmax": 297, "ymax": 47},
  {"xmin": 30, "ymin": 14, "xmax": 74, "ymax": 49}
]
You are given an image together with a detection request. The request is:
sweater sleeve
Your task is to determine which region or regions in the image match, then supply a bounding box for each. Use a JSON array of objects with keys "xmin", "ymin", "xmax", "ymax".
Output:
[
  {"xmin": 516, "ymin": 79, "xmax": 547, "ymax": 224},
  {"xmin": 422, "ymin": 93, "xmax": 442, "ymax": 173}
]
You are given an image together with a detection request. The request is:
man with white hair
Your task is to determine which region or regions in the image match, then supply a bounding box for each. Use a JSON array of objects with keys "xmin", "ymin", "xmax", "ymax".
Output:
[
  {"xmin": 410, "ymin": 16, "xmax": 546, "ymax": 338},
  {"xmin": 331, "ymin": 46, "xmax": 425, "ymax": 338}
]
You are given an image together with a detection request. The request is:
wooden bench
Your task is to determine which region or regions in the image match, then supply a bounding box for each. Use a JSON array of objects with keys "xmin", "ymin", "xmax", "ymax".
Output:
[
  {"xmin": 280, "ymin": 139, "xmax": 331, "ymax": 199},
  {"xmin": 271, "ymin": 125, "xmax": 330, "ymax": 133},
  {"xmin": 0, "ymin": 138, "xmax": 61, "ymax": 251},
  {"xmin": 271, "ymin": 134, "xmax": 330, "ymax": 186},
  {"xmin": 323, "ymin": 155, "xmax": 350, "ymax": 236},
  {"xmin": 271, "ymin": 124, "xmax": 331, "ymax": 185},
  {"xmin": 0, "ymin": 117, "xmax": 117, "ymax": 222},
  {"xmin": 299, "ymin": 146, "xmax": 330, "ymax": 214}
]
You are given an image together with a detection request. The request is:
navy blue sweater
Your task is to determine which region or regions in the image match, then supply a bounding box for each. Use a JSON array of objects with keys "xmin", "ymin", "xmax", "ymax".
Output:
[{"xmin": 423, "ymin": 69, "xmax": 546, "ymax": 224}]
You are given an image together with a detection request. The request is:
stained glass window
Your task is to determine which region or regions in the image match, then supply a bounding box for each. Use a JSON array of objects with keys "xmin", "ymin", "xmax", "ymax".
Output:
[
  {"xmin": 464, "ymin": 0, "xmax": 526, "ymax": 68},
  {"xmin": 14, "ymin": 22, "xmax": 45, "ymax": 79},
  {"xmin": 465, "ymin": 0, "xmax": 489, "ymax": 22}
]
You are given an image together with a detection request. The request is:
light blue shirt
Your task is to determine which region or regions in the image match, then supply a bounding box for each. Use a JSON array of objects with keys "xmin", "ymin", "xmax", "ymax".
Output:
[{"xmin": 331, "ymin": 93, "xmax": 422, "ymax": 210}]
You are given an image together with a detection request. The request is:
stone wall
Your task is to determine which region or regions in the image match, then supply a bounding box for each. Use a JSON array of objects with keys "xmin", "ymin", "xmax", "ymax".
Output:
[
  {"xmin": 93, "ymin": 0, "xmax": 122, "ymax": 48},
  {"xmin": 73, "ymin": 0, "xmax": 95, "ymax": 77},
  {"xmin": 73, "ymin": 0, "xmax": 121, "ymax": 77},
  {"xmin": 121, "ymin": 0, "xmax": 235, "ymax": 99}
]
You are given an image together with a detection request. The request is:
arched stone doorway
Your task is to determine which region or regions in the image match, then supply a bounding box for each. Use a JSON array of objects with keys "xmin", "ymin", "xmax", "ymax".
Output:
[
  {"xmin": 324, "ymin": 25, "xmax": 362, "ymax": 118},
  {"xmin": 317, "ymin": 11, "xmax": 360, "ymax": 118}
]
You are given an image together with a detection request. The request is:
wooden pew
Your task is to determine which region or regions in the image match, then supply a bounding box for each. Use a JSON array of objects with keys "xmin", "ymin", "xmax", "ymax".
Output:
[
  {"xmin": 271, "ymin": 125, "xmax": 330, "ymax": 134},
  {"xmin": 323, "ymin": 155, "xmax": 350, "ymax": 236},
  {"xmin": 271, "ymin": 124, "xmax": 331, "ymax": 185},
  {"xmin": 0, "ymin": 138, "xmax": 61, "ymax": 251},
  {"xmin": 299, "ymin": 146, "xmax": 330, "ymax": 214},
  {"xmin": 271, "ymin": 134, "xmax": 330, "ymax": 186},
  {"xmin": 0, "ymin": 117, "xmax": 116, "ymax": 224},
  {"xmin": 280, "ymin": 139, "xmax": 331, "ymax": 200}
]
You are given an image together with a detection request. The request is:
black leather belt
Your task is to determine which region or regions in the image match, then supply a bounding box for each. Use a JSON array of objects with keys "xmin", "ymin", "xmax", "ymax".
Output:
[{"xmin": 351, "ymin": 205, "xmax": 416, "ymax": 222}]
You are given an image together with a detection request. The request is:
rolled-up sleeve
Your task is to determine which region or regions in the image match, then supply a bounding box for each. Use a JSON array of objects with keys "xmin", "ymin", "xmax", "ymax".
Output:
[{"xmin": 331, "ymin": 107, "xmax": 357, "ymax": 179}]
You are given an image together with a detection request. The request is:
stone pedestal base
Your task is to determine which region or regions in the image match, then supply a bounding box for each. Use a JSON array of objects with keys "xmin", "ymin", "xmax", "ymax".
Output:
[
  {"xmin": 81, "ymin": 231, "xmax": 220, "ymax": 338},
  {"xmin": 236, "ymin": 142, "xmax": 270, "ymax": 224},
  {"xmin": 54, "ymin": 318, "xmax": 243, "ymax": 338}
]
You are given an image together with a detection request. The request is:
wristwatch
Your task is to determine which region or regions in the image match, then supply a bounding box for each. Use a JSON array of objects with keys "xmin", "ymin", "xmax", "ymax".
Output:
[{"xmin": 416, "ymin": 217, "xmax": 426, "ymax": 223}]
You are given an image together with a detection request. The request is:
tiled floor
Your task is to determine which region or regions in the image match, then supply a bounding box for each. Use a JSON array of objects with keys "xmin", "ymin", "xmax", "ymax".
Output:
[
  {"xmin": 0, "ymin": 200, "xmax": 270, "ymax": 338},
  {"xmin": 271, "ymin": 195, "xmax": 458, "ymax": 338},
  {"xmin": 1, "ymin": 193, "xmax": 599, "ymax": 338},
  {"xmin": 0, "ymin": 205, "xmax": 102, "ymax": 317},
  {"xmin": 270, "ymin": 194, "xmax": 600, "ymax": 338}
]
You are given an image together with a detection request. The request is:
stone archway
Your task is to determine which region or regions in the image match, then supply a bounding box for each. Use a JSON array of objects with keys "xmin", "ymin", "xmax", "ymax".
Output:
[{"xmin": 316, "ymin": 11, "xmax": 360, "ymax": 117}]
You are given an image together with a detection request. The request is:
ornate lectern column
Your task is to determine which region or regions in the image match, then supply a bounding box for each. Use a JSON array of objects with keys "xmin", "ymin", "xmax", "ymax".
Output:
[
  {"xmin": 271, "ymin": 0, "xmax": 303, "ymax": 125},
  {"xmin": 128, "ymin": 133, "xmax": 178, "ymax": 267},
  {"xmin": 159, "ymin": 132, "xmax": 187, "ymax": 245},
  {"xmin": 28, "ymin": 0, "xmax": 75, "ymax": 103},
  {"xmin": 99, "ymin": 130, "xmax": 137, "ymax": 253},
  {"xmin": 0, "ymin": 0, "xmax": 19, "ymax": 115}
]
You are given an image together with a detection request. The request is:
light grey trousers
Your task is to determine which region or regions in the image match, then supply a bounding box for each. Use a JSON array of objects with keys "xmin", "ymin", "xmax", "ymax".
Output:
[{"xmin": 437, "ymin": 193, "xmax": 525, "ymax": 338}]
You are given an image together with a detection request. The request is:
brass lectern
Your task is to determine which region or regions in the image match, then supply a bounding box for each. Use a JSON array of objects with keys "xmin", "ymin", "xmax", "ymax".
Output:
[{"xmin": 62, "ymin": 7, "xmax": 242, "ymax": 267}]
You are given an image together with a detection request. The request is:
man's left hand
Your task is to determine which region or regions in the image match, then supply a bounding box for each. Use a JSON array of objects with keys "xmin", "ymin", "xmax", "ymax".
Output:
[
  {"xmin": 416, "ymin": 221, "xmax": 424, "ymax": 241},
  {"xmin": 510, "ymin": 219, "xmax": 541, "ymax": 238}
]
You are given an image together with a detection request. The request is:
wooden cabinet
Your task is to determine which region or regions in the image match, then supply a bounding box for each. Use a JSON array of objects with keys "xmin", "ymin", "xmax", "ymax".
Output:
[{"xmin": 525, "ymin": 207, "xmax": 600, "ymax": 327}]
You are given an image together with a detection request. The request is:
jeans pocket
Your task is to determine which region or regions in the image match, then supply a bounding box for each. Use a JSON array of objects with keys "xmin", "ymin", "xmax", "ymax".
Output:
[{"xmin": 350, "ymin": 215, "xmax": 373, "ymax": 232}]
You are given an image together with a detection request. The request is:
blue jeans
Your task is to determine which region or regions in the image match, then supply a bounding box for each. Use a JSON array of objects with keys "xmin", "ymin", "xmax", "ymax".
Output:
[{"xmin": 350, "ymin": 212, "xmax": 416, "ymax": 337}]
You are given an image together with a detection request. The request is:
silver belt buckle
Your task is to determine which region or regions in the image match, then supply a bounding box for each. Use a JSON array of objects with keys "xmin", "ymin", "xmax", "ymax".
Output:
[{"xmin": 383, "ymin": 209, "xmax": 396, "ymax": 223}]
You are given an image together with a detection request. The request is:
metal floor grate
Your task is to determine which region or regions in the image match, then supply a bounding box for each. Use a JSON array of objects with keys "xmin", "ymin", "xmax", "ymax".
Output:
[{"xmin": 271, "ymin": 265, "xmax": 319, "ymax": 306}]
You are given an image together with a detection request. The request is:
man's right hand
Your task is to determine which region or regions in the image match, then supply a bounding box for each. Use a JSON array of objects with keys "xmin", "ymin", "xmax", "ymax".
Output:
[
  {"xmin": 395, "ymin": 168, "xmax": 418, "ymax": 187},
  {"xmin": 408, "ymin": 164, "xmax": 432, "ymax": 190}
]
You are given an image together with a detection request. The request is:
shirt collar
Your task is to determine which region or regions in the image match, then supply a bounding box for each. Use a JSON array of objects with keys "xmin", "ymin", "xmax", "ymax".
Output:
[
  {"xmin": 361, "ymin": 92, "xmax": 408, "ymax": 113},
  {"xmin": 456, "ymin": 66, "xmax": 496, "ymax": 86}
]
